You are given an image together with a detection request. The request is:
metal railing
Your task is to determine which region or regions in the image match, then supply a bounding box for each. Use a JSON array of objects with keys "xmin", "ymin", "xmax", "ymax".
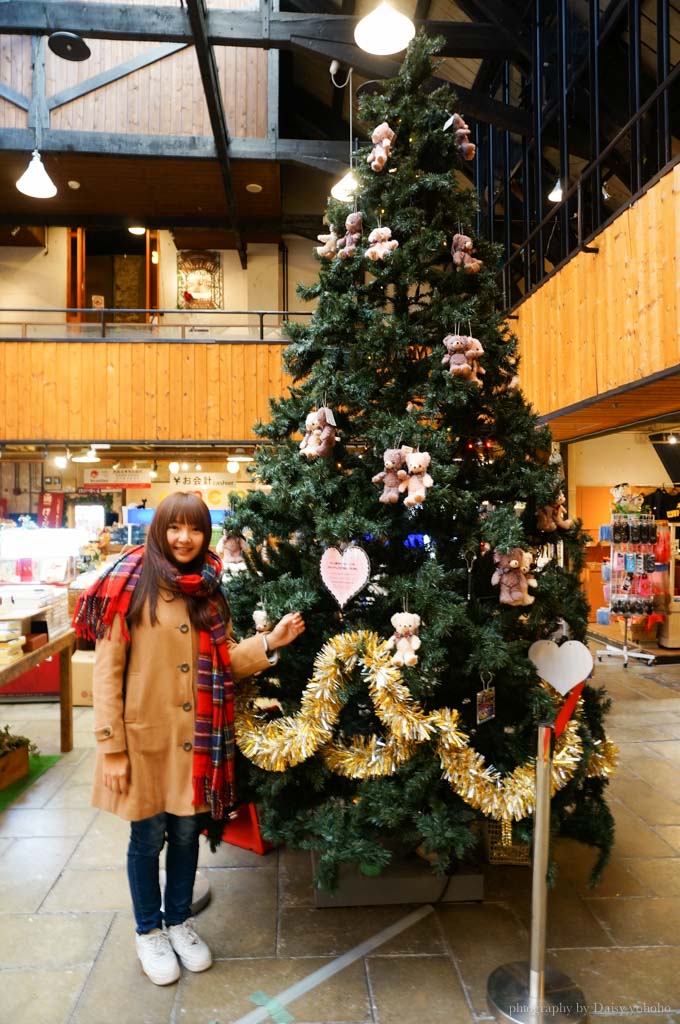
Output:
[
  {"xmin": 500, "ymin": 62, "xmax": 679, "ymax": 310},
  {"xmin": 0, "ymin": 308, "xmax": 312, "ymax": 343}
]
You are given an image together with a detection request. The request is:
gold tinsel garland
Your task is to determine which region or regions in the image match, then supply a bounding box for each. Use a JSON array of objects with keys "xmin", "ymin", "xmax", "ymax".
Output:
[{"xmin": 234, "ymin": 630, "xmax": 618, "ymax": 820}]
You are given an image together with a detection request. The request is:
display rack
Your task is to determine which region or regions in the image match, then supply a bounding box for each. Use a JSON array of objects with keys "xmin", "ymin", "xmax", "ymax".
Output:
[{"xmin": 597, "ymin": 513, "xmax": 657, "ymax": 667}]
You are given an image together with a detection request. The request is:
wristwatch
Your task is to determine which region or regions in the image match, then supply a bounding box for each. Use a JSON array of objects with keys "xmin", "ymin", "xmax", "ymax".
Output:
[{"xmin": 261, "ymin": 632, "xmax": 279, "ymax": 665}]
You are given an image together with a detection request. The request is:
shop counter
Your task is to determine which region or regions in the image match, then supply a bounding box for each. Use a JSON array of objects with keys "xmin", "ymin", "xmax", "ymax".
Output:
[{"xmin": 0, "ymin": 630, "xmax": 76, "ymax": 752}]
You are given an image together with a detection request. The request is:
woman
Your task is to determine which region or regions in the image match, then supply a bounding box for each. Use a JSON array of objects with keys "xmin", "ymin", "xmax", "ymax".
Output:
[{"xmin": 73, "ymin": 493, "xmax": 304, "ymax": 986}]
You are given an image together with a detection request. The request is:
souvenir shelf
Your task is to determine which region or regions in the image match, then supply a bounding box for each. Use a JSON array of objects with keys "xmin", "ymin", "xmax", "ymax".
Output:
[{"xmin": 597, "ymin": 513, "xmax": 657, "ymax": 667}]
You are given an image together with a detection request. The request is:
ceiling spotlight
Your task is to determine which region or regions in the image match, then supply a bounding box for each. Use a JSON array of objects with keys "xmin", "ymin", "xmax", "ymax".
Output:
[
  {"xmin": 669, "ymin": 434, "xmax": 677, "ymax": 445},
  {"xmin": 128, "ymin": 226, "xmax": 146, "ymax": 236},
  {"xmin": 168, "ymin": 461, "xmax": 180, "ymax": 474},
  {"xmin": 47, "ymin": 31, "xmax": 91, "ymax": 61},
  {"xmin": 354, "ymin": 2, "xmax": 415, "ymax": 55},
  {"xmin": 67, "ymin": 180, "xmax": 81, "ymax": 190},
  {"xmin": 112, "ymin": 461, "xmax": 121, "ymax": 471},
  {"xmin": 10, "ymin": 226, "xmax": 21, "ymax": 237},
  {"xmin": 180, "ymin": 461, "xmax": 189, "ymax": 472},
  {"xmin": 231, "ymin": 448, "xmax": 254, "ymax": 463},
  {"xmin": 71, "ymin": 447, "xmax": 100, "ymax": 463},
  {"xmin": 548, "ymin": 178, "xmax": 563, "ymax": 203},
  {"xmin": 149, "ymin": 460, "xmax": 158, "ymax": 480},
  {"xmin": 194, "ymin": 462, "xmax": 202, "ymax": 472},
  {"xmin": 226, "ymin": 459, "xmax": 239, "ymax": 474},
  {"xmin": 54, "ymin": 453, "xmax": 68, "ymax": 469},
  {"xmin": 16, "ymin": 151, "xmax": 57, "ymax": 199},
  {"xmin": 601, "ymin": 182, "xmax": 611, "ymax": 201},
  {"xmin": 245, "ymin": 183, "xmax": 263, "ymax": 193}
]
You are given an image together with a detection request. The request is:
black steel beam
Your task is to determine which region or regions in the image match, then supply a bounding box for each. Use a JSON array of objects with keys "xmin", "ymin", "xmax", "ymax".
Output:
[{"xmin": 185, "ymin": 0, "xmax": 246, "ymax": 268}]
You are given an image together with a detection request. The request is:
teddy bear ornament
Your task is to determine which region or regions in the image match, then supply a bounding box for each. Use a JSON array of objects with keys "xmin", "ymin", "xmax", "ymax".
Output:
[
  {"xmin": 398, "ymin": 450, "xmax": 433, "ymax": 507},
  {"xmin": 300, "ymin": 406, "xmax": 337, "ymax": 459},
  {"xmin": 491, "ymin": 548, "xmax": 537, "ymax": 606},
  {"xmin": 387, "ymin": 611, "xmax": 422, "ymax": 667},
  {"xmin": 372, "ymin": 446, "xmax": 413, "ymax": 503},
  {"xmin": 367, "ymin": 121, "xmax": 396, "ymax": 172}
]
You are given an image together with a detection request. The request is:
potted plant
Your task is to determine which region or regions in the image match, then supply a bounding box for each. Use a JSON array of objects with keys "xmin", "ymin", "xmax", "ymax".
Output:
[{"xmin": 0, "ymin": 725, "xmax": 37, "ymax": 790}]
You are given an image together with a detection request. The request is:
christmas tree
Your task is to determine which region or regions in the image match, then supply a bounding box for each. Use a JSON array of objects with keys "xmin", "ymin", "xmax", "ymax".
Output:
[{"xmin": 226, "ymin": 35, "xmax": 616, "ymax": 889}]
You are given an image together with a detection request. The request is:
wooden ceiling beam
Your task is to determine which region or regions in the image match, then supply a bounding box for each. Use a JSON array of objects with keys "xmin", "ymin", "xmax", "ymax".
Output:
[
  {"xmin": 0, "ymin": 128, "xmax": 348, "ymax": 170},
  {"xmin": 0, "ymin": 4, "xmax": 524, "ymax": 60}
]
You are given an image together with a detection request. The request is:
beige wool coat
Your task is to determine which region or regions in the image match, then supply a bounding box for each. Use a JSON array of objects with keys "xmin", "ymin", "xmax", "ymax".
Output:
[{"xmin": 91, "ymin": 588, "xmax": 272, "ymax": 821}]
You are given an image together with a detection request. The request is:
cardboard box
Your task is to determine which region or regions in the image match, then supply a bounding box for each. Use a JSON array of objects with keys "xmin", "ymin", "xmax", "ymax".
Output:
[{"xmin": 71, "ymin": 649, "xmax": 95, "ymax": 705}]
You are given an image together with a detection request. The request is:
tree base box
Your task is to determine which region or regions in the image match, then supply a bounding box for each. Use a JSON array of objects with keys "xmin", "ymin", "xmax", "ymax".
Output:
[
  {"xmin": 0, "ymin": 746, "xmax": 29, "ymax": 790},
  {"xmin": 311, "ymin": 852, "xmax": 484, "ymax": 907},
  {"xmin": 71, "ymin": 650, "xmax": 96, "ymax": 705}
]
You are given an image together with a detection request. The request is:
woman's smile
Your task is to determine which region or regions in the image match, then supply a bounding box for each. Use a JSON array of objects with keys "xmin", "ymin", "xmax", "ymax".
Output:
[{"xmin": 167, "ymin": 522, "xmax": 204, "ymax": 564}]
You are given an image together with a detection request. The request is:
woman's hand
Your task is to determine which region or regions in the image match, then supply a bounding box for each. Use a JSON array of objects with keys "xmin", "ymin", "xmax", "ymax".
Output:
[
  {"xmin": 267, "ymin": 611, "xmax": 305, "ymax": 650},
  {"xmin": 102, "ymin": 751, "xmax": 131, "ymax": 795}
]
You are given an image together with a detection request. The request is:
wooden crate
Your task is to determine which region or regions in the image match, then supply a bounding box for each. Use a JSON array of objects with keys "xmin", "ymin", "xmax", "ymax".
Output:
[{"xmin": 0, "ymin": 746, "xmax": 29, "ymax": 790}]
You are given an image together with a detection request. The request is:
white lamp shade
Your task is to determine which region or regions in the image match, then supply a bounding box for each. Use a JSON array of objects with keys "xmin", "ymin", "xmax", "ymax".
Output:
[
  {"xmin": 548, "ymin": 179, "xmax": 563, "ymax": 203},
  {"xmin": 354, "ymin": 2, "xmax": 415, "ymax": 56},
  {"xmin": 330, "ymin": 170, "xmax": 359, "ymax": 203},
  {"xmin": 16, "ymin": 150, "xmax": 57, "ymax": 199}
]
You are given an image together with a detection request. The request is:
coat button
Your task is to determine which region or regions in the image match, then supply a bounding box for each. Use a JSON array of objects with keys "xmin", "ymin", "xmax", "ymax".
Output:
[
  {"xmin": 180, "ymin": 663, "xmax": 190, "ymax": 673},
  {"xmin": 179, "ymin": 624, "xmax": 189, "ymax": 633},
  {"xmin": 182, "ymin": 701, "xmax": 192, "ymax": 712},
  {"xmin": 183, "ymin": 741, "xmax": 193, "ymax": 751}
]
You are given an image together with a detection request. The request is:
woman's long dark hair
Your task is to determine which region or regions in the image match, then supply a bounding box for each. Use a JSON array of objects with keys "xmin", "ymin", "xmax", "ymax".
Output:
[{"xmin": 128, "ymin": 492, "xmax": 229, "ymax": 630}]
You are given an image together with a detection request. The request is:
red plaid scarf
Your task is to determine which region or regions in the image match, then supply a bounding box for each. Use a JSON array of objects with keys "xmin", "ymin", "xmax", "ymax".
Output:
[{"xmin": 72, "ymin": 546, "xmax": 237, "ymax": 817}]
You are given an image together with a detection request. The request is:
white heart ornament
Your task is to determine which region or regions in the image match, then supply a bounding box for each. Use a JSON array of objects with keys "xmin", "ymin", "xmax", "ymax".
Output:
[
  {"xmin": 320, "ymin": 546, "xmax": 370, "ymax": 609},
  {"xmin": 528, "ymin": 640, "xmax": 593, "ymax": 696}
]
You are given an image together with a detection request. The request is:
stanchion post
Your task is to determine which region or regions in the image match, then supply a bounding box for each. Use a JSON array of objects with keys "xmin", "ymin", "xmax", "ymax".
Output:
[{"xmin": 486, "ymin": 721, "xmax": 587, "ymax": 1024}]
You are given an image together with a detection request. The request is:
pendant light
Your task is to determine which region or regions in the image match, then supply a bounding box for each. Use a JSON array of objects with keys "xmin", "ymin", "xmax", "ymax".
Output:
[
  {"xmin": 548, "ymin": 178, "xmax": 563, "ymax": 203},
  {"xmin": 16, "ymin": 150, "xmax": 57, "ymax": 199},
  {"xmin": 354, "ymin": 2, "xmax": 415, "ymax": 56},
  {"xmin": 329, "ymin": 64, "xmax": 359, "ymax": 204}
]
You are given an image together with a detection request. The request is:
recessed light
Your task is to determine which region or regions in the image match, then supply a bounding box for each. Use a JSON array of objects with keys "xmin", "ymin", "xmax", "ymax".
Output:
[
  {"xmin": 67, "ymin": 180, "xmax": 81, "ymax": 190},
  {"xmin": 246, "ymin": 183, "xmax": 263, "ymax": 194}
]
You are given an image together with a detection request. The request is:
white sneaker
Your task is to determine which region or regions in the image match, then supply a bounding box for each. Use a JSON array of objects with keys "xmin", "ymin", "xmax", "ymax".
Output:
[
  {"xmin": 135, "ymin": 928, "xmax": 180, "ymax": 985},
  {"xmin": 167, "ymin": 918, "xmax": 212, "ymax": 972}
]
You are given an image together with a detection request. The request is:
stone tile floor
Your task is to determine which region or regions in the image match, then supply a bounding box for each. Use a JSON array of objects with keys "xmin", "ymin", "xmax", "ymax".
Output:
[{"xmin": 1, "ymin": 651, "xmax": 679, "ymax": 1023}]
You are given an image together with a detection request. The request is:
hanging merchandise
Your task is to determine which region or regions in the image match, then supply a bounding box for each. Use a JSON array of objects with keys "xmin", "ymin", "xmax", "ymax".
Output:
[
  {"xmin": 387, "ymin": 611, "xmax": 422, "ymax": 667},
  {"xmin": 443, "ymin": 112, "xmax": 476, "ymax": 161},
  {"xmin": 372, "ymin": 446, "xmax": 413, "ymax": 503},
  {"xmin": 536, "ymin": 490, "xmax": 574, "ymax": 532},
  {"xmin": 451, "ymin": 232, "xmax": 482, "ymax": 273},
  {"xmin": 367, "ymin": 121, "xmax": 396, "ymax": 171},
  {"xmin": 441, "ymin": 333, "xmax": 485, "ymax": 386},
  {"xmin": 336, "ymin": 212, "xmax": 364, "ymax": 259},
  {"xmin": 315, "ymin": 227, "xmax": 339, "ymax": 259},
  {"xmin": 398, "ymin": 450, "xmax": 433, "ymax": 506},
  {"xmin": 476, "ymin": 673, "xmax": 495, "ymax": 724},
  {"xmin": 299, "ymin": 407, "xmax": 337, "ymax": 459},
  {"xmin": 365, "ymin": 225, "xmax": 399, "ymax": 261},
  {"xmin": 491, "ymin": 548, "xmax": 537, "ymax": 606}
]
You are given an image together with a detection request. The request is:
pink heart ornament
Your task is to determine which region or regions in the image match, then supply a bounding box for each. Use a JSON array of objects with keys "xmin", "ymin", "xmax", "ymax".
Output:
[
  {"xmin": 320, "ymin": 546, "xmax": 371, "ymax": 609},
  {"xmin": 528, "ymin": 640, "xmax": 593, "ymax": 696}
]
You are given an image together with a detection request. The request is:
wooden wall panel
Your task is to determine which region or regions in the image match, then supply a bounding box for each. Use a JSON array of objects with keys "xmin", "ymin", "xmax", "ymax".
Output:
[
  {"xmin": 46, "ymin": 42, "xmax": 267, "ymax": 139},
  {"xmin": 514, "ymin": 165, "xmax": 680, "ymax": 418},
  {"xmin": 0, "ymin": 341, "xmax": 290, "ymax": 443}
]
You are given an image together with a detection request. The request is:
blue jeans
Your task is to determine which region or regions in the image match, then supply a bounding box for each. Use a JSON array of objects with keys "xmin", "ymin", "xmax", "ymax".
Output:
[{"xmin": 127, "ymin": 812, "xmax": 201, "ymax": 934}]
